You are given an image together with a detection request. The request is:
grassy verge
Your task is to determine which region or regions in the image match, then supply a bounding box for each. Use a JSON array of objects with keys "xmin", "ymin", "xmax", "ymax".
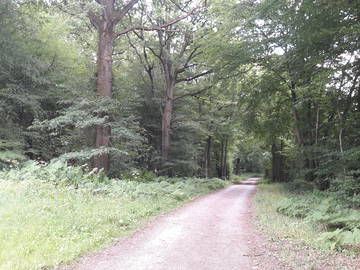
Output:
[
  {"xmin": 0, "ymin": 163, "xmax": 228, "ymax": 270},
  {"xmin": 255, "ymin": 183, "xmax": 323, "ymax": 247},
  {"xmin": 255, "ymin": 183, "xmax": 360, "ymax": 254}
]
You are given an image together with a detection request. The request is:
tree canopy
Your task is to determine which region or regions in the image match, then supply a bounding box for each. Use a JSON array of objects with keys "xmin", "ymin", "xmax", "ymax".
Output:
[{"xmin": 1, "ymin": 0, "xmax": 359, "ymax": 192}]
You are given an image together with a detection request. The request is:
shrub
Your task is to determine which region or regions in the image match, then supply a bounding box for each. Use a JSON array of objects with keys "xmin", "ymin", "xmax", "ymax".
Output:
[{"xmin": 284, "ymin": 179, "xmax": 315, "ymax": 194}]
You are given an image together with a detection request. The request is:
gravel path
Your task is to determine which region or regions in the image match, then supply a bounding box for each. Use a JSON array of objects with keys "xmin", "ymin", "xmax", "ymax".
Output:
[{"xmin": 60, "ymin": 178, "xmax": 265, "ymax": 270}]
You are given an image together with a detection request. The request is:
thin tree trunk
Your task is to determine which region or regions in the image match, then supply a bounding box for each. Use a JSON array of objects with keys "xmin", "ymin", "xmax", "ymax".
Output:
[
  {"xmin": 224, "ymin": 139, "xmax": 229, "ymax": 179},
  {"xmin": 203, "ymin": 136, "xmax": 212, "ymax": 178},
  {"xmin": 218, "ymin": 140, "xmax": 224, "ymax": 178},
  {"xmin": 336, "ymin": 109, "xmax": 344, "ymax": 155},
  {"xmin": 221, "ymin": 139, "xmax": 228, "ymax": 179},
  {"xmin": 290, "ymin": 87, "xmax": 304, "ymax": 146}
]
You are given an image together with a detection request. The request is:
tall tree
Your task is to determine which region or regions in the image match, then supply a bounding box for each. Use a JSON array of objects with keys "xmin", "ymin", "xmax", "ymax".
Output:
[
  {"xmin": 134, "ymin": 0, "xmax": 211, "ymax": 164},
  {"xmin": 55, "ymin": 0, "xmax": 195, "ymax": 173}
]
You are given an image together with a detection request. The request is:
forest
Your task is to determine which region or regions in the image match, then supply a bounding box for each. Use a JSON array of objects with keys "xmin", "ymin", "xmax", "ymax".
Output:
[{"xmin": 0, "ymin": 0, "xmax": 359, "ymax": 269}]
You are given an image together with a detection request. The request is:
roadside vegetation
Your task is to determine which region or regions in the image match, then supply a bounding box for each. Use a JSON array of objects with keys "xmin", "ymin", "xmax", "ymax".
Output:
[
  {"xmin": 256, "ymin": 180, "xmax": 360, "ymax": 255},
  {"xmin": 0, "ymin": 161, "xmax": 227, "ymax": 270}
]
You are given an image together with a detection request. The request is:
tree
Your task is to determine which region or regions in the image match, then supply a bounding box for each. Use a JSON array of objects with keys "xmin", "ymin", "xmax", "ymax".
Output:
[
  {"xmin": 127, "ymin": 0, "xmax": 211, "ymax": 166},
  {"xmin": 54, "ymin": 0, "xmax": 196, "ymax": 173}
]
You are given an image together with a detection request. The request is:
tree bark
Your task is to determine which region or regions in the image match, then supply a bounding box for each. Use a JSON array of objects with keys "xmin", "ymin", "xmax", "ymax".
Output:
[
  {"xmin": 161, "ymin": 59, "xmax": 175, "ymax": 162},
  {"xmin": 93, "ymin": 3, "xmax": 115, "ymax": 174}
]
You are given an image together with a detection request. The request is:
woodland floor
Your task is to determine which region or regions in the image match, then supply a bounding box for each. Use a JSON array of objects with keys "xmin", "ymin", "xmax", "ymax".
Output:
[{"xmin": 58, "ymin": 178, "xmax": 360, "ymax": 270}]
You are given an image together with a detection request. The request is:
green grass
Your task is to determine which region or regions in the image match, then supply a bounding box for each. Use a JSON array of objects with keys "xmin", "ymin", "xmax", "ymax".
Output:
[
  {"xmin": 255, "ymin": 183, "xmax": 325, "ymax": 248},
  {"xmin": 0, "ymin": 176, "xmax": 228, "ymax": 270}
]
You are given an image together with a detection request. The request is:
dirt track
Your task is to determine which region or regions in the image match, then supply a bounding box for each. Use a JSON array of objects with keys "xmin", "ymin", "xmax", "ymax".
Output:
[{"xmin": 61, "ymin": 178, "xmax": 262, "ymax": 270}]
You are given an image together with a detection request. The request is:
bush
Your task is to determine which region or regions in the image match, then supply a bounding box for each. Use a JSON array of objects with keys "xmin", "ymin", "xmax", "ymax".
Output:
[{"xmin": 284, "ymin": 179, "xmax": 315, "ymax": 194}]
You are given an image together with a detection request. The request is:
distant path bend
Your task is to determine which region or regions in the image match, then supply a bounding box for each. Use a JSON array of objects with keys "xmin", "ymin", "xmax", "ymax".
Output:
[{"xmin": 61, "ymin": 178, "xmax": 260, "ymax": 270}]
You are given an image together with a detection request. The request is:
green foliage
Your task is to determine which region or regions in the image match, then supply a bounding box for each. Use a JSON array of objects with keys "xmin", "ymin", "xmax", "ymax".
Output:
[
  {"xmin": 275, "ymin": 186, "xmax": 360, "ymax": 252},
  {"xmin": 277, "ymin": 197, "xmax": 314, "ymax": 218},
  {"xmin": 283, "ymin": 179, "xmax": 315, "ymax": 194},
  {"xmin": 0, "ymin": 139, "xmax": 27, "ymax": 169},
  {"xmin": 1, "ymin": 161, "xmax": 109, "ymax": 194},
  {"xmin": 330, "ymin": 176, "xmax": 360, "ymax": 207},
  {"xmin": 318, "ymin": 229, "xmax": 360, "ymax": 252}
]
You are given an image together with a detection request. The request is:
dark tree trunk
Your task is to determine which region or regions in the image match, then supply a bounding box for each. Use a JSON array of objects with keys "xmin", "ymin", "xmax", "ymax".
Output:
[
  {"xmin": 203, "ymin": 136, "xmax": 212, "ymax": 178},
  {"xmin": 271, "ymin": 140, "xmax": 286, "ymax": 182},
  {"xmin": 217, "ymin": 139, "xmax": 228, "ymax": 180},
  {"xmin": 234, "ymin": 158, "xmax": 241, "ymax": 175}
]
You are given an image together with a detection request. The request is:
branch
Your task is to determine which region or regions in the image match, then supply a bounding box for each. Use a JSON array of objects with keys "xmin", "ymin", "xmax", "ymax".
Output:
[
  {"xmin": 176, "ymin": 46, "xmax": 201, "ymax": 75},
  {"xmin": 114, "ymin": 8, "xmax": 196, "ymax": 38},
  {"xmin": 88, "ymin": 10, "xmax": 101, "ymax": 29},
  {"xmin": 95, "ymin": 0, "xmax": 106, "ymax": 4},
  {"xmin": 174, "ymin": 86, "xmax": 212, "ymax": 101},
  {"xmin": 113, "ymin": 0, "xmax": 140, "ymax": 25},
  {"xmin": 176, "ymin": 70, "xmax": 213, "ymax": 83}
]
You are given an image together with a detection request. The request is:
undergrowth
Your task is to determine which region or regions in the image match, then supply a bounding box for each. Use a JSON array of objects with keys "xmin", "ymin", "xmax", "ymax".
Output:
[
  {"xmin": 256, "ymin": 181, "xmax": 360, "ymax": 254},
  {"xmin": 0, "ymin": 161, "xmax": 228, "ymax": 270}
]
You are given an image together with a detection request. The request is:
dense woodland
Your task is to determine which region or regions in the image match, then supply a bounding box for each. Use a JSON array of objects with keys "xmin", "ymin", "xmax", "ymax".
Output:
[{"xmin": 1, "ymin": 0, "xmax": 359, "ymax": 188}]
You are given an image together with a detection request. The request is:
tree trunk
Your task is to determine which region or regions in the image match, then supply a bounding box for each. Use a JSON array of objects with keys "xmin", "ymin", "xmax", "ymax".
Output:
[
  {"xmin": 161, "ymin": 60, "xmax": 175, "ymax": 162},
  {"xmin": 203, "ymin": 136, "xmax": 212, "ymax": 178},
  {"xmin": 93, "ymin": 14, "xmax": 114, "ymax": 174},
  {"xmin": 271, "ymin": 140, "xmax": 286, "ymax": 182},
  {"xmin": 235, "ymin": 158, "xmax": 241, "ymax": 175},
  {"xmin": 290, "ymin": 87, "xmax": 304, "ymax": 146},
  {"xmin": 218, "ymin": 139, "xmax": 228, "ymax": 180},
  {"xmin": 222, "ymin": 139, "xmax": 228, "ymax": 179}
]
